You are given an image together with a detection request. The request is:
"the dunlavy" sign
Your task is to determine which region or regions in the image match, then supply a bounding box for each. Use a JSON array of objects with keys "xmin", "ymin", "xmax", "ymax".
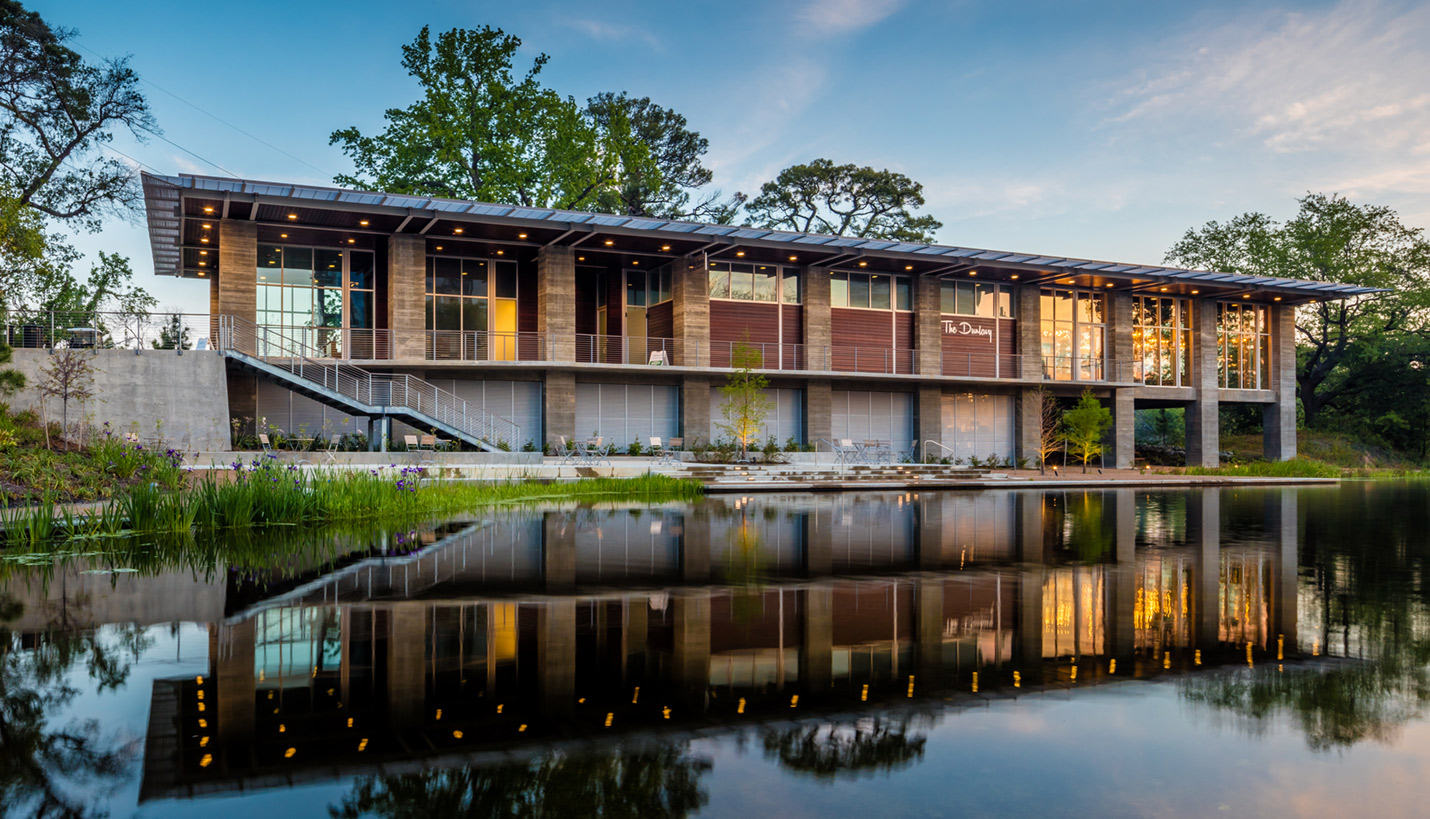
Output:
[{"xmin": 941, "ymin": 320, "xmax": 994, "ymax": 341}]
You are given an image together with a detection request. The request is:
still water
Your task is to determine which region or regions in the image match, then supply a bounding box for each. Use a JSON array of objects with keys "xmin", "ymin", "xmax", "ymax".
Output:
[{"xmin": 2, "ymin": 483, "xmax": 1428, "ymax": 817}]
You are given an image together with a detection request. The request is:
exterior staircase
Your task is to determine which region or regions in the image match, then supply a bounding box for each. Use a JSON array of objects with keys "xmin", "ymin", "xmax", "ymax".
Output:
[
  {"xmin": 682, "ymin": 462, "xmax": 1004, "ymax": 489},
  {"xmin": 213, "ymin": 316, "xmax": 520, "ymax": 451}
]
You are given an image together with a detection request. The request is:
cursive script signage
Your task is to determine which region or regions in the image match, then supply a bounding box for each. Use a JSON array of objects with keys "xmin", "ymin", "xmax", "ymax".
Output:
[{"xmin": 941, "ymin": 320, "xmax": 994, "ymax": 342}]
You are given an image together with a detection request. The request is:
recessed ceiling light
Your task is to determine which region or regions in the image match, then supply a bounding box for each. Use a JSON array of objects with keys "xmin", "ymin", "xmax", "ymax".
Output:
[
  {"xmin": 347, "ymin": 238, "xmax": 355, "ymax": 244},
  {"xmin": 1191, "ymin": 289, "xmax": 1199, "ymax": 294},
  {"xmin": 200, "ymin": 237, "xmax": 209, "ymax": 243},
  {"xmin": 359, "ymin": 220, "xmax": 369, "ymax": 227},
  {"xmin": 736, "ymin": 251, "xmax": 745, "ymax": 257},
  {"xmin": 604, "ymin": 239, "xmax": 614, "ymax": 246},
  {"xmin": 1159, "ymin": 287, "xmax": 1168, "ymax": 292},
  {"xmin": 578, "ymin": 256, "xmax": 585, "ymax": 261},
  {"xmin": 280, "ymin": 233, "xmax": 287, "ymax": 238},
  {"xmin": 858, "ymin": 261, "xmax": 867, "ymax": 267},
  {"xmin": 1010, "ymin": 274, "xmax": 1019, "ymax": 280},
  {"xmin": 632, "ymin": 260, "xmax": 639, "ymax": 265},
  {"xmin": 969, "ymin": 271, "xmax": 977, "ymax": 276},
  {"xmin": 435, "ymin": 245, "xmax": 443, "ymax": 251},
  {"xmin": 198, "ymin": 271, "xmax": 206, "ymax": 276},
  {"xmin": 203, "ymin": 206, "xmax": 214, "ymax": 213},
  {"xmin": 199, "ymin": 261, "xmax": 206, "ymax": 266},
  {"xmin": 199, "ymin": 250, "xmax": 207, "ymax": 255},
  {"xmin": 1242, "ymin": 294, "xmax": 1250, "ymax": 298},
  {"xmin": 662, "ymin": 245, "xmax": 672, "ymax": 251},
  {"xmin": 453, "ymin": 227, "xmax": 463, "ymax": 234},
  {"xmin": 496, "ymin": 249, "xmax": 503, "ymax": 255},
  {"xmin": 1106, "ymin": 283, "xmax": 1115, "ymax": 288},
  {"xmin": 287, "ymin": 214, "xmax": 297, "ymax": 220},
  {"xmin": 904, "ymin": 265, "xmax": 913, "ymax": 271},
  {"xmin": 1274, "ymin": 296, "xmax": 1282, "ymax": 301},
  {"xmin": 518, "ymin": 233, "xmax": 528, "ymax": 239},
  {"xmin": 201, "ymin": 223, "xmax": 211, "ymax": 229}
]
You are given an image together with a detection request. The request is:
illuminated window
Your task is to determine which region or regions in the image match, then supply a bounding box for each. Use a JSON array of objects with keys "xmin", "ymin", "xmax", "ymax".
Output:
[
  {"xmin": 425, "ymin": 254, "xmax": 519, "ymax": 360},
  {"xmin": 829, "ymin": 270, "xmax": 910, "ymax": 310},
  {"xmin": 1217, "ymin": 302, "xmax": 1270, "ymax": 389},
  {"xmin": 1040, "ymin": 289, "xmax": 1105, "ymax": 381},
  {"xmin": 1133, "ymin": 296, "xmax": 1191, "ymax": 387},
  {"xmin": 255, "ymin": 245, "xmax": 374, "ymax": 358},
  {"xmin": 709, "ymin": 262, "xmax": 800, "ymax": 304}
]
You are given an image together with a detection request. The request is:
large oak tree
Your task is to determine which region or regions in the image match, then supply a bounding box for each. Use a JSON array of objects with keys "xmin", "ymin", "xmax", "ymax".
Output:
[{"xmin": 743, "ymin": 159, "xmax": 943, "ymax": 242}]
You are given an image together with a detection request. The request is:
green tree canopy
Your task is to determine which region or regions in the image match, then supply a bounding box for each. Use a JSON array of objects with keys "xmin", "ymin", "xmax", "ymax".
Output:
[
  {"xmin": 744, "ymin": 158, "xmax": 943, "ymax": 242},
  {"xmin": 330, "ymin": 25, "xmax": 658, "ymax": 212},
  {"xmin": 1165, "ymin": 193, "xmax": 1430, "ymax": 426},
  {"xmin": 1061, "ymin": 389, "xmax": 1112, "ymax": 473}
]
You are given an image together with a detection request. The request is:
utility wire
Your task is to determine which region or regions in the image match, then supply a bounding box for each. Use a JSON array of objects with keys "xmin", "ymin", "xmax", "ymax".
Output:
[{"xmin": 76, "ymin": 42, "xmax": 332, "ymax": 179}]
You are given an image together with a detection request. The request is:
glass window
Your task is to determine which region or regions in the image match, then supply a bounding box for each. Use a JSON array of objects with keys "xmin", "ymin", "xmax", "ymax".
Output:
[
  {"xmin": 941, "ymin": 281, "xmax": 957, "ymax": 314},
  {"xmin": 258, "ymin": 245, "xmax": 282, "ymax": 279},
  {"xmin": 895, "ymin": 278, "xmax": 911, "ymax": 311},
  {"xmin": 433, "ymin": 257, "xmax": 462, "ymax": 295},
  {"xmin": 349, "ymin": 250, "xmax": 374, "ymax": 290},
  {"xmin": 831, "ymin": 272, "xmax": 848, "ymax": 307},
  {"xmin": 349, "ymin": 290, "xmax": 372, "ymax": 329},
  {"xmin": 708, "ymin": 264, "xmax": 729, "ymax": 299},
  {"xmin": 315, "ymin": 249, "xmax": 342, "ymax": 288},
  {"xmin": 782, "ymin": 270, "xmax": 801, "ymax": 304},
  {"xmin": 462, "ymin": 298, "xmax": 487, "ymax": 334},
  {"xmin": 434, "ymin": 296, "xmax": 461, "ymax": 331},
  {"xmin": 462, "ymin": 259, "xmax": 487, "ymax": 297},
  {"xmin": 729, "ymin": 265, "xmax": 754, "ymax": 300},
  {"xmin": 658, "ymin": 268, "xmax": 671, "ymax": 303},
  {"xmin": 1041, "ymin": 288, "xmax": 1105, "ymax": 382},
  {"xmin": 870, "ymin": 275, "xmax": 891, "ymax": 310},
  {"xmin": 998, "ymin": 289, "xmax": 1013, "ymax": 318},
  {"xmin": 753, "ymin": 267, "xmax": 777, "ymax": 301},
  {"xmin": 848, "ymin": 273, "xmax": 870, "ymax": 308},
  {"xmin": 1132, "ymin": 296, "xmax": 1191, "ymax": 387},
  {"xmin": 955, "ymin": 282, "xmax": 975, "ymax": 315},
  {"xmin": 282, "ymin": 247, "xmax": 313, "ymax": 286},
  {"xmin": 494, "ymin": 261, "xmax": 518, "ymax": 299},
  {"xmin": 626, "ymin": 272, "xmax": 646, "ymax": 306}
]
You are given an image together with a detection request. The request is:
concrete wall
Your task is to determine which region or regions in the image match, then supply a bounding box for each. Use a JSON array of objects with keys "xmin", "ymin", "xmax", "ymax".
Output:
[{"xmin": 6, "ymin": 349, "xmax": 231, "ymax": 451}]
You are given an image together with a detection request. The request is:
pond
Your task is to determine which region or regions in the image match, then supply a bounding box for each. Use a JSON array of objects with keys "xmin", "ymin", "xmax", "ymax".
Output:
[{"xmin": 2, "ymin": 482, "xmax": 1429, "ymax": 817}]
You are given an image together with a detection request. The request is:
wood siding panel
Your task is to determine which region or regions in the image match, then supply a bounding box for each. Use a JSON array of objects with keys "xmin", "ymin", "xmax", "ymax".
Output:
[
  {"xmin": 831, "ymin": 308, "xmax": 912, "ymax": 373},
  {"xmin": 1000, "ymin": 319, "xmax": 1018, "ymax": 377},
  {"xmin": 940, "ymin": 315, "xmax": 1000, "ymax": 377},
  {"xmin": 709, "ymin": 301, "xmax": 781, "ymax": 368},
  {"xmin": 574, "ymin": 273, "xmax": 598, "ymax": 336},
  {"xmin": 517, "ymin": 264, "xmax": 537, "ymax": 334},
  {"xmin": 895, "ymin": 313, "xmax": 915, "ymax": 350},
  {"xmin": 782, "ymin": 304, "xmax": 802, "ymax": 345},
  {"xmin": 646, "ymin": 300, "xmax": 674, "ymax": 340}
]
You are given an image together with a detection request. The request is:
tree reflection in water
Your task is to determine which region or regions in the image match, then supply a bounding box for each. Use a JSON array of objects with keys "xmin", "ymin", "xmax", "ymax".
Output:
[
  {"xmin": 329, "ymin": 745, "xmax": 711, "ymax": 819},
  {"xmin": 0, "ymin": 591, "xmax": 147, "ymax": 818},
  {"xmin": 760, "ymin": 716, "xmax": 928, "ymax": 779}
]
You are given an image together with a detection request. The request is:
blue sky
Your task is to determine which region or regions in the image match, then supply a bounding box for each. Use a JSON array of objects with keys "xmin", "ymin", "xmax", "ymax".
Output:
[{"xmin": 28, "ymin": 0, "xmax": 1430, "ymax": 312}]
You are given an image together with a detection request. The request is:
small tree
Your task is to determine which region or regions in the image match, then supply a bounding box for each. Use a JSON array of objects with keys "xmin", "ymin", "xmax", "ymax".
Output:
[
  {"xmin": 1061, "ymin": 388, "xmax": 1113, "ymax": 473},
  {"xmin": 151, "ymin": 313, "xmax": 192, "ymax": 350},
  {"xmin": 0, "ymin": 340, "xmax": 25, "ymax": 397},
  {"xmin": 1034, "ymin": 387, "xmax": 1061, "ymax": 473},
  {"xmin": 717, "ymin": 342, "xmax": 772, "ymax": 463},
  {"xmin": 38, "ymin": 348, "xmax": 95, "ymax": 449}
]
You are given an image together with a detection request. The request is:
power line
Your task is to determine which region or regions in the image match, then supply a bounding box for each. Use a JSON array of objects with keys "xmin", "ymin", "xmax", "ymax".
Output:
[{"xmin": 75, "ymin": 42, "xmax": 333, "ymax": 179}]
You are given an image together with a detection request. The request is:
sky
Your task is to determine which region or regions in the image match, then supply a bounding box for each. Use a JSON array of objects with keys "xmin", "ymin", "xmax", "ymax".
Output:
[{"xmin": 26, "ymin": 0, "xmax": 1430, "ymax": 314}]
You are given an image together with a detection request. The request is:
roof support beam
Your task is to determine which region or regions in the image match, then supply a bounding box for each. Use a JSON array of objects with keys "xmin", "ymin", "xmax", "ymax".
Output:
[{"xmin": 418, "ymin": 217, "xmax": 440, "ymax": 235}]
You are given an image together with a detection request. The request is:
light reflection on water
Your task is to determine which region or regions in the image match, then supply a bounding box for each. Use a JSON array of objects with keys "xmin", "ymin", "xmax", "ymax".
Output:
[{"xmin": 2, "ymin": 483, "xmax": 1429, "ymax": 817}]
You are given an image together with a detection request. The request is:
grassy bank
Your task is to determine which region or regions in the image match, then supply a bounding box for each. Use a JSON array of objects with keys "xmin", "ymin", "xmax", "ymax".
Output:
[
  {"xmin": 0, "ymin": 459, "xmax": 701, "ymax": 546},
  {"xmin": 1, "ymin": 409, "xmax": 187, "ymax": 504}
]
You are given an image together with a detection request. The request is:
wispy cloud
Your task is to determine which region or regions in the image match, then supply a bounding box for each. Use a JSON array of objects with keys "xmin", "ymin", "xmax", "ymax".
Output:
[
  {"xmin": 796, "ymin": 0, "xmax": 906, "ymax": 34},
  {"xmin": 560, "ymin": 18, "xmax": 662, "ymax": 50}
]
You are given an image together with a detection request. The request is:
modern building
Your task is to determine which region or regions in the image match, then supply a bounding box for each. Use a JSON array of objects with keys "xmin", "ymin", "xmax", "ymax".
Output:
[{"xmin": 142, "ymin": 172, "xmax": 1374, "ymax": 465}]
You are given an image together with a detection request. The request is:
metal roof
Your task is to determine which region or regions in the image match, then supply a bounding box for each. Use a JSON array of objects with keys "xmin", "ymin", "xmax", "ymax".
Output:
[{"xmin": 142, "ymin": 172, "xmax": 1384, "ymax": 298}]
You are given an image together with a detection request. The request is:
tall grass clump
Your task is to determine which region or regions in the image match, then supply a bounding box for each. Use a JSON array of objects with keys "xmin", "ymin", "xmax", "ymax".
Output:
[{"xmin": 1186, "ymin": 458, "xmax": 1342, "ymax": 479}]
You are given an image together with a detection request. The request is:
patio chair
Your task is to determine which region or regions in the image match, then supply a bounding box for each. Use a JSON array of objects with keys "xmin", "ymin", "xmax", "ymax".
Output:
[
  {"xmin": 419, "ymin": 434, "xmax": 438, "ymax": 452},
  {"xmin": 650, "ymin": 437, "xmax": 678, "ymax": 466},
  {"xmin": 587, "ymin": 436, "xmax": 612, "ymax": 467},
  {"xmin": 323, "ymin": 437, "xmax": 340, "ymax": 464},
  {"xmin": 900, "ymin": 439, "xmax": 919, "ymax": 464},
  {"xmin": 403, "ymin": 434, "xmax": 420, "ymax": 451},
  {"xmin": 554, "ymin": 435, "xmax": 576, "ymax": 465},
  {"xmin": 258, "ymin": 433, "xmax": 274, "ymax": 454}
]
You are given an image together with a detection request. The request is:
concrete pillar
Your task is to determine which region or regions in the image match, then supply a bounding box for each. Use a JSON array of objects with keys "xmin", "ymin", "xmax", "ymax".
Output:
[
  {"xmin": 214, "ymin": 619, "xmax": 255, "ymax": 743},
  {"xmin": 669, "ymin": 593, "xmax": 711, "ymax": 710},
  {"xmin": 681, "ymin": 509, "xmax": 711, "ymax": 583},
  {"xmin": 217, "ymin": 220, "xmax": 257, "ymax": 326},
  {"xmin": 803, "ymin": 510, "xmax": 832, "ymax": 576},
  {"xmin": 1016, "ymin": 388, "xmax": 1044, "ymax": 467},
  {"xmin": 804, "ymin": 267, "xmax": 831, "ymax": 371},
  {"xmin": 916, "ymin": 495, "xmax": 945, "ymax": 570},
  {"xmin": 800, "ymin": 587, "xmax": 834, "ymax": 693},
  {"xmin": 1103, "ymin": 490, "xmax": 1138, "ymax": 660},
  {"xmin": 543, "ymin": 371, "xmax": 576, "ymax": 448},
  {"xmin": 543, "ymin": 512, "xmax": 576, "ymax": 592},
  {"xmin": 387, "ymin": 235, "xmax": 425, "ymax": 361},
  {"xmin": 1271, "ymin": 489, "xmax": 1299, "ymax": 652},
  {"xmin": 915, "ymin": 274, "xmax": 942, "ymax": 376},
  {"xmin": 916, "ymin": 578, "xmax": 945, "ymax": 678},
  {"xmin": 1108, "ymin": 290, "xmax": 1135, "ymax": 384},
  {"xmin": 681, "ymin": 376, "xmax": 711, "ymax": 445},
  {"xmin": 537, "ymin": 246, "xmax": 576, "ymax": 362},
  {"xmin": 386, "ymin": 604, "xmax": 426, "ymax": 727},
  {"xmin": 538, "ymin": 600, "xmax": 578, "ymax": 715},
  {"xmin": 1264, "ymin": 303, "xmax": 1297, "ymax": 461},
  {"xmin": 624, "ymin": 595, "xmax": 648, "ymax": 664},
  {"xmin": 916, "ymin": 384, "xmax": 942, "ymax": 458},
  {"xmin": 806, "ymin": 380, "xmax": 832, "ymax": 445},
  {"xmin": 673, "ymin": 255, "xmax": 710, "ymax": 367},
  {"xmin": 1016, "ymin": 284, "xmax": 1042, "ymax": 380},
  {"xmin": 1104, "ymin": 388, "xmax": 1136, "ymax": 469},
  {"xmin": 1186, "ymin": 300, "xmax": 1220, "ymax": 468},
  {"xmin": 1189, "ymin": 489, "xmax": 1221, "ymax": 650},
  {"xmin": 1015, "ymin": 493, "xmax": 1045, "ymax": 675}
]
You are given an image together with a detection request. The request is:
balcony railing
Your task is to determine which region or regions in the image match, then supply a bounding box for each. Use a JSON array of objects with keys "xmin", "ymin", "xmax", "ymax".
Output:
[
  {"xmin": 576, "ymin": 334, "xmax": 679, "ymax": 366},
  {"xmin": 427, "ymin": 330, "xmax": 550, "ymax": 362},
  {"xmin": 938, "ymin": 352, "xmax": 1024, "ymax": 379}
]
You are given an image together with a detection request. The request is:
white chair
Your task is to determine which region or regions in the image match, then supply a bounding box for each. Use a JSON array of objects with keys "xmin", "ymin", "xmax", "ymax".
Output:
[
  {"xmin": 258, "ymin": 433, "xmax": 274, "ymax": 454},
  {"xmin": 323, "ymin": 437, "xmax": 340, "ymax": 464}
]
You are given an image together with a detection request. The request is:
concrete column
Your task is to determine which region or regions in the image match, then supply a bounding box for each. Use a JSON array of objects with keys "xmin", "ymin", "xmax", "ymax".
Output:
[
  {"xmin": 916, "ymin": 578, "xmax": 945, "ymax": 678},
  {"xmin": 803, "ymin": 510, "xmax": 832, "ymax": 577},
  {"xmin": 538, "ymin": 600, "xmax": 578, "ymax": 715},
  {"xmin": 800, "ymin": 587, "xmax": 834, "ymax": 693},
  {"xmin": 1016, "ymin": 284, "xmax": 1042, "ymax": 380},
  {"xmin": 386, "ymin": 604, "xmax": 426, "ymax": 727},
  {"xmin": 1263, "ymin": 303, "xmax": 1297, "ymax": 461},
  {"xmin": 624, "ymin": 595, "xmax": 648, "ymax": 663},
  {"xmin": 1108, "ymin": 290, "xmax": 1135, "ymax": 384},
  {"xmin": 1103, "ymin": 490, "xmax": 1138, "ymax": 660},
  {"xmin": 915, "ymin": 274, "xmax": 942, "ymax": 375},
  {"xmin": 681, "ymin": 509, "xmax": 711, "ymax": 583},
  {"xmin": 537, "ymin": 246, "xmax": 576, "ymax": 363},
  {"xmin": 916, "ymin": 384, "xmax": 942, "ymax": 458},
  {"xmin": 681, "ymin": 376, "xmax": 711, "ymax": 445},
  {"xmin": 1104, "ymin": 388, "xmax": 1136, "ymax": 469},
  {"xmin": 916, "ymin": 495, "xmax": 945, "ymax": 570},
  {"xmin": 804, "ymin": 267, "xmax": 832, "ymax": 371},
  {"xmin": 1016, "ymin": 388, "xmax": 1043, "ymax": 466},
  {"xmin": 543, "ymin": 512, "xmax": 576, "ymax": 592},
  {"xmin": 1271, "ymin": 489, "xmax": 1299, "ymax": 652},
  {"xmin": 217, "ymin": 220, "xmax": 257, "ymax": 326},
  {"xmin": 387, "ymin": 234, "xmax": 425, "ymax": 361},
  {"xmin": 1186, "ymin": 299, "xmax": 1220, "ymax": 467},
  {"xmin": 214, "ymin": 619, "xmax": 255, "ymax": 743},
  {"xmin": 1189, "ymin": 489, "xmax": 1221, "ymax": 650},
  {"xmin": 670, "ymin": 593, "xmax": 711, "ymax": 710},
  {"xmin": 806, "ymin": 379, "xmax": 833, "ymax": 445},
  {"xmin": 543, "ymin": 371, "xmax": 576, "ymax": 448},
  {"xmin": 673, "ymin": 255, "xmax": 710, "ymax": 366},
  {"xmin": 1015, "ymin": 493, "xmax": 1045, "ymax": 675}
]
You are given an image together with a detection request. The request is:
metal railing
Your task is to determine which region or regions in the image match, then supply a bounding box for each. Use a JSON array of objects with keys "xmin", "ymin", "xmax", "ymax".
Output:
[
  {"xmin": 427, "ymin": 330, "xmax": 551, "ymax": 362},
  {"xmin": 2, "ymin": 310, "xmax": 217, "ymax": 353},
  {"xmin": 704, "ymin": 340, "xmax": 806, "ymax": 371},
  {"xmin": 936, "ymin": 352, "xmax": 1024, "ymax": 379},
  {"xmin": 216, "ymin": 316, "xmax": 521, "ymax": 449},
  {"xmin": 1040, "ymin": 355, "xmax": 1134, "ymax": 384},
  {"xmin": 576, "ymin": 334, "xmax": 680, "ymax": 366}
]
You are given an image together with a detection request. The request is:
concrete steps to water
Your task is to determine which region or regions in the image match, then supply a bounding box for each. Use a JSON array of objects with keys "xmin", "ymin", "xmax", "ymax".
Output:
[{"xmin": 680, "ymin": 462, "xmax": 1007, "ymax": 490}]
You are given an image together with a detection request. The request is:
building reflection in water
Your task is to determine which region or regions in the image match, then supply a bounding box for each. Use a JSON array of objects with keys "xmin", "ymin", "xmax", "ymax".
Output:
[{"xmin": 123, "ymin": 487, "xmax": 1302, "ymax": 801}]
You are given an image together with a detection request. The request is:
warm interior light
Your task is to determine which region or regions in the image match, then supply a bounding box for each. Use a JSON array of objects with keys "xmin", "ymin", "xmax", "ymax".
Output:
[
  {"xmin": 287, "ymin": 214, "xmax": 297, "ymax": 220},
  {"xmin": 453, "ymin": 227, "xmax": 463, "ymax": 234},
  {"xmin": 858, "ymin": 260, "xmax": 867, "ymax": 267},
  {"xmin": 904, "ymin": 265, "xmax": 913, "ymax": 271},
  {"xmin": 604, "ymin": 239, "xmax": 614, "ymax": 246},
  {"xmin": 736, "ymin": 251, "xmax": 746, "ymax": 257},
  {"xmin": 280, "ymin": 233, "xmax": 287, "ymax": 238},
  {"xmin": 359, "ymin": 220, "xmax": 369, "ymax": 226},
  {"xmin": 1274, "ymin": 296, "xmax": 1282, "ymax": 301},
  {"xmin": 203, "ymin": 206, "xmax": 214, "ymax": 213},
  {"xmin": 200, "ymin": 237, "xmax": 209, "ymax": 243},
  {"xmin": 518, "ymin": 233, "xmax": 527, "ymax": 239},
  {"xmin": 1010, "ymin": 274, "xmax": 1019, "ymax": 280}
]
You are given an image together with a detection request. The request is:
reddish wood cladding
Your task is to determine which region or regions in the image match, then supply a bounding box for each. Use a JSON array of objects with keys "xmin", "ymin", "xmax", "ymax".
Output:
[
  {"xmin": 517, "ymin": 265, "xmax": 537, "ymax": 334},
  {"xmin": 940, "ymin": 314, "xmax": 1000, "ymax": 377},
  {"xmin": 605, "ymin": 269, "xmax": 624, "ymax": 338},
  {"xmin": 895, "ymin": 312, "xmax": 915, "ymax": 349},
  {"xmin": 782, "ymin": 304, "xmax": 802, "ymax": 345},
  {"xmin": 646, "ymin": 300, "xmax": 673, "ymax": 339},
  {"xmin": 574, "ymin": 274, "xmax": 598, "ymax": 336},
  {"xmin": 1000, "ymin": 319, "xmax": 1018, "ymax": 376},
  {"xmin": 710, "ymin": 300, "xmax": 780, "ymax": 343},
  {"xmin": 831, "ymin": 307, "xmax": 893, "ymax": 349}
]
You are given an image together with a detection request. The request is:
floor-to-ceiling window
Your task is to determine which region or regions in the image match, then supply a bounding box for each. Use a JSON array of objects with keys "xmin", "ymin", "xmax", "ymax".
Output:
[
  {"xmin": 425, "ymin": 254, "xmax": 519, "ymax": 360},
  {"xmin": 256, "ymin": 245, "xmax": 374, "ymax": 358},
  {"xmin": 1040, "ymin": 289, "xmax": 1105, "ymax": 381},
  {"xmin": 1217, "ymin": 302, "xmax": 1270, "ymax": 389},
  {"xmin": 1133, "ymin": 296, "xmax": 1190, "ymax": 387}
]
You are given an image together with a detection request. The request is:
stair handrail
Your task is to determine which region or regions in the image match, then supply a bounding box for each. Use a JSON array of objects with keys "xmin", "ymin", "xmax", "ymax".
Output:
[
  {"xmin": 216, "ymin": 315, "xmax": 520, "ymax": 448},
  {"xmin": 922, "ymin": 439, "xmax": 961, "ymax": 464}
]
